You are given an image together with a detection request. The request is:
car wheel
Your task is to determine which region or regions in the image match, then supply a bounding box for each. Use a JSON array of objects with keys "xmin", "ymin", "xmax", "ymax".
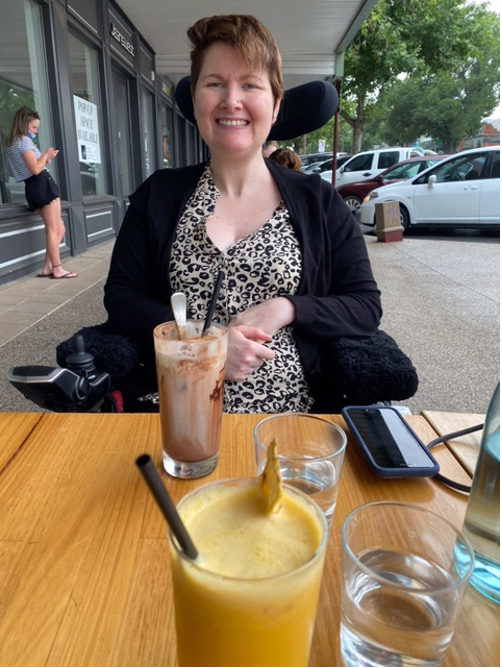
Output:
[
  {"xmin": 399, "ymin": 205, "xmax": 410, "ymax": 232},
  {"xmin": 343, "ymin": 195, "xmax": 362, "ymax": 213}
]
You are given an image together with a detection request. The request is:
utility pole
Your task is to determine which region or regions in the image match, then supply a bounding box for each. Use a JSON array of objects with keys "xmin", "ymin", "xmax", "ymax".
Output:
[{"xmin": 332, "ymin": 79, "xmax": 342, "ymax": 187}]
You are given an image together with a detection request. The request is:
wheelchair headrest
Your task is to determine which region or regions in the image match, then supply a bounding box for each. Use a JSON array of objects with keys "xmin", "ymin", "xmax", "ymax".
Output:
[{"xmin": 174, "ymin": 76, "xmax": 338, "ymax": 141}]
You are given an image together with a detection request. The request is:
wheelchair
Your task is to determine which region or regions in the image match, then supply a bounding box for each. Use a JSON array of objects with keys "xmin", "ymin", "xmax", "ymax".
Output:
[{"xmin": 7, "ymin": 78, "xmax": 419, "ymax": 413}]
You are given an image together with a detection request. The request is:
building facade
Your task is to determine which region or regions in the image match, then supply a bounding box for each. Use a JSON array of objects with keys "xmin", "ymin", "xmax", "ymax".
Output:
[
  {"xmin": 461, "ymin": 118, "xmax": 501, "ymax": 151},
  {"xmin": 0, "ymin": 0, "xmax": 205, "ymax": 284}
]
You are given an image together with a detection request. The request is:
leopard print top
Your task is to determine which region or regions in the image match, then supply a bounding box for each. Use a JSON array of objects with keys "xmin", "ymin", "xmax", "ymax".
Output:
[{"xmin": 169, "ymin": 164, "xmax": 314, "ymax": 414}]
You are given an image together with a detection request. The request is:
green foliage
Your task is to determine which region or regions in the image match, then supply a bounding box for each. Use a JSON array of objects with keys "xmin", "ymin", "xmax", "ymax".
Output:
[
  {"xmin": 0, "ymin": 83, "xmax": 34, "ymax": 140},
  {"xmin": 291, "ymin": 98, "xmax": 353, "ymax": 156},
  {"xmin": 338, "ymin": 0, "xmax": 500, "ymax": 153},
  {"xmin": 379, "ymin": 9, "xmax": 500, "ymax": 153},
  {"xmin": 290, "ymin": 115, "xmax": 353, "ymax": 155}
]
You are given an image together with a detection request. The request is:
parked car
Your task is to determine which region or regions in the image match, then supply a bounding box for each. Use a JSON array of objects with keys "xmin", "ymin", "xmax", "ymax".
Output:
[
  {"xmin": 321, "ymin": 147, "xmax": 423, "ymax": 188},
  {"xmin": 358, "ymin": 146, "xmax": 500, "ymax": 232},
  {"xmin": 300, "ymin": 152, "xmax": 333, "ymax": 168},
  {"xmin": 303, "ymin": 154, "xmax": 352, "ymax": 174},
  {"xmin": 338, "ymin": 155, "xmax": 448, "ymax": 213},
  {"xmin": 303, "ymin": 158, "xmax": 333, "ymax": 174}
]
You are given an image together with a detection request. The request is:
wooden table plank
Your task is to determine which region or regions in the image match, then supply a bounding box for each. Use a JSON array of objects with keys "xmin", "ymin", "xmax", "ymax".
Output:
[
  {"xmin": 422, "ymin": 410, "xmax": 485, "ymax": 476},
  {"xmin": 318, "ymin": 415, "xmax": 499, "ymax": 668},
  {"xmin": 0, "ymin": 412, "xmax": 498, "ymax": 668},
  {"xmin": 0, "ymin": 412, "xmax": 42, "ymax": 472}
]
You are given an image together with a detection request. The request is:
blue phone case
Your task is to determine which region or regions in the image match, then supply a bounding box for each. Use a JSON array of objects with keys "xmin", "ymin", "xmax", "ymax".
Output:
[{"xmin": 342, "ymin": 405, "xmax": 439, "ymax": 478}]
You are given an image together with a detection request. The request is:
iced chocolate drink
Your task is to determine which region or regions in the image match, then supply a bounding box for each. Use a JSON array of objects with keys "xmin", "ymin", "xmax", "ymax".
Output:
[{"xmin": 153, "ymin": 320, "xmax": 227, "ymax": 479}]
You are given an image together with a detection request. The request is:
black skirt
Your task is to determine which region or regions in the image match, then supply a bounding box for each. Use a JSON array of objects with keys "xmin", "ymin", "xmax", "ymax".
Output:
[{"xmin": 24, "ymin": 170, "xmax": 60, "ymax": 212}]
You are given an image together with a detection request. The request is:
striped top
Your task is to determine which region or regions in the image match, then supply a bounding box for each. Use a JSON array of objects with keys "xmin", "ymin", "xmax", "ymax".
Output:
[{"xmin": 6, "ymin": 136, "xmax": 44, "ymax": 182}]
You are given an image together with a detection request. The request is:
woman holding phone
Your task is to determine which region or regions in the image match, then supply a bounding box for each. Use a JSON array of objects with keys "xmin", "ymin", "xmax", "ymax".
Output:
[{"xmin": 6, "ymin": 106, "xmax": 77, "ymax": 279}]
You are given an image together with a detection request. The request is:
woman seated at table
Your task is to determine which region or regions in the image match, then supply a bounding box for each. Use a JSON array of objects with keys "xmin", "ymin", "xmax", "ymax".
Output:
[{"xmin": 103, "ymin": 14, "xmax": 382, "ymax": 414}]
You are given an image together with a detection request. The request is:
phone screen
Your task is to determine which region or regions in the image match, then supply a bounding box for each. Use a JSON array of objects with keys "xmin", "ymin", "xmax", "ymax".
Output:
[{"xmin": 345, "ymin": 407, "xmax": 435, "ymax": 469}]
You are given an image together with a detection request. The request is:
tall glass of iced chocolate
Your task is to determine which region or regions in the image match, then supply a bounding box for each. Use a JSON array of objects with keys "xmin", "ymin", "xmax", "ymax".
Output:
[{"xmin": 153, "ymin": 320, "xmax": 227, "ymax": 478}]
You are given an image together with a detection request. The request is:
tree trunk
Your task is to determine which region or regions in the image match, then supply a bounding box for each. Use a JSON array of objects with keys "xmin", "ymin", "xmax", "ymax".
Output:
[
  {"xmin": 351, "ymin": 94, "xmax": 366, "ymax": 154},
  {"xmin": 340, "ymin": 93, "xmax": 366, "ymax": 154},
  {"xmin": 352, "ymin": 121, "xmax": 365, "ymax": 154}
]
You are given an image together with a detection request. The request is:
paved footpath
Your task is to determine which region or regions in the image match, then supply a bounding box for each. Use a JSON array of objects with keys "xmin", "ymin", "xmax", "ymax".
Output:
[
  {"xmin": 365, "ymin": 232, "xmax": 500, "ymax": 414},
  {"xmin": 0, "ymin": 232, "xmax": 499, "ymax": 415}
]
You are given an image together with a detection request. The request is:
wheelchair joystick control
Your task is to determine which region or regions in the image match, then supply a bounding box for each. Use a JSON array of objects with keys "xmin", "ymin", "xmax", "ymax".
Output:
[
  {"xmin": 7, "ymin": 334, "xmax": 111, "ymax": 412},
  {"xmin": 66, "ymin": 334, "xmax": 96, "ymax": 375}
]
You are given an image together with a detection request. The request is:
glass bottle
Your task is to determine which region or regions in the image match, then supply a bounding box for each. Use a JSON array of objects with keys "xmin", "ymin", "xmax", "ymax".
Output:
[{"xmin": 462, "ymin": 382, "xmax": 500, "ymax": 603}]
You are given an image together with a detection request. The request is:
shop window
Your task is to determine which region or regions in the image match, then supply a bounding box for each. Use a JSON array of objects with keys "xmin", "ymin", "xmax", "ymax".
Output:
[
  {"xmin": 186, "ymin": 125, "xmax": 196, "ymax": 165},
  {"xmin": 161, "ymin": 106, "xmax": 173, "ymax": 169},
  {"xmin": 0, "ymin": 0, "xmax": 55, "ymax": 205},
  {"xmin": 141, "ymin": 89, "xmax": 155, "ymax": 177},
  {"xmin": 68, "ymin": 32, "xmax": 108, "ymax": 196},
  {"xmin": 176, "ymin": 115, "xmax": 188, "ymax": 167}
]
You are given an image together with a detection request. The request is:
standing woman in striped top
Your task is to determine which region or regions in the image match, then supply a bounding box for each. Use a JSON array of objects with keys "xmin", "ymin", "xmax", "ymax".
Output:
[{"xmin": 6, "ymin": 107, "xmax": 77, "ymax": 279}]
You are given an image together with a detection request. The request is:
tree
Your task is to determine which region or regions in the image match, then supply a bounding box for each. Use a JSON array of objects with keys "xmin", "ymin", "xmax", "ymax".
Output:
[
  {"xmin": 291, "ymin": 115, "xmax": 353, "ymax": 155},
  {"xmin": 340, "ymin": 0, "xmax": 498, "ymax": 153},
  {"xmin": 0, "ymin": 84, "xmax": 34, "ymax": 141},
  {"xmin": 292, "ymin": 100, "xmax": 353, "ymax": 156},
  {"xmin": 379, "ymin": 10, "xmax": 500, "ymax": 153}
]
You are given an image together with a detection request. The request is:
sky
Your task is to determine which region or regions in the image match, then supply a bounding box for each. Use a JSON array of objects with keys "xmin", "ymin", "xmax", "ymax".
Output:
[{"xmin": 473, "ymin": 0, "xmax": 500, "ymax": 14}]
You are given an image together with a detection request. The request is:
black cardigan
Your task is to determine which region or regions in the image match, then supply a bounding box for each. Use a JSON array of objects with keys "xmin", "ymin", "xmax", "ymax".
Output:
[{"xmin": 104, "ymin": 160, "xmax": 382, "ymax": 391}]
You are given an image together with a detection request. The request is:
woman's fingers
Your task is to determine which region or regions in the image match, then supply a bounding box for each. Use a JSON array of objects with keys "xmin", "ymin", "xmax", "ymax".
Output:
[
  {"xmin": 228, "ymin": 323, "xmax": 272, "ymax": 342},
  {"xmin": 225, "ymin": 326, "xmax": 275, "ymax": 381}
]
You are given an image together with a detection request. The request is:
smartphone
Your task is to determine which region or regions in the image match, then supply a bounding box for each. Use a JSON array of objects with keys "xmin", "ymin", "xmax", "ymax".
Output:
[{"xmin": 342, "ymin": 405, "xmax": 439, "ymax": 478}]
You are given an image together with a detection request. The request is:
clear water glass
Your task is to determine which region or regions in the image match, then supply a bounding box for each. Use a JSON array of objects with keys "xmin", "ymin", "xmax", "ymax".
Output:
[
  {"xmin": 253, "ymin": 413, "xmax": 347, "ymax": 528},
  {"xmin": 340, "ymin": 501, "xmax": 474, "ymax": 667}
]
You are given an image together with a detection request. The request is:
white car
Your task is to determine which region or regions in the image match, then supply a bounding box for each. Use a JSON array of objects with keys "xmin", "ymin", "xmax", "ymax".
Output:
[
  {"xmin": 358, "ymin": 146, "xmax": 500, "ymax": 232},
  {"xmin": 303, "ymin": 158, "xmax": 333, "ymax": 174},
  {"xmin": 321, "ymin": 147, "xmax": 422, "ymax": 188}
]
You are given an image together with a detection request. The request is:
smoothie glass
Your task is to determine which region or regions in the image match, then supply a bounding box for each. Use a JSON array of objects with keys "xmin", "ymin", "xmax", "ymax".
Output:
[
  {"xmin": 153, "ymin": 320, "xmax": 227, "ymax": 479},
  {"xmin": 168, "ymin": 478, "xmax": 328, "ymax": 667}
]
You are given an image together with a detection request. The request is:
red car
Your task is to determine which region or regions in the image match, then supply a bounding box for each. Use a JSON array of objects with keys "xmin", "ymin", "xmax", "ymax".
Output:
[{"xmin": 338, "ymin": 155, "xmax": 448, "ymax": 213}]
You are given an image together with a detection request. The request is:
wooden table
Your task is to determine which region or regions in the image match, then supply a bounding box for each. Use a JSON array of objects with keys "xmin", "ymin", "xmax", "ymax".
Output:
[
  {"xmin": 0, "ymin": 412, "xmax": 498, "ymax": 667},
  {"xmin": 422, "ymin": 410, "xmax": 485, "ymax": 476}
]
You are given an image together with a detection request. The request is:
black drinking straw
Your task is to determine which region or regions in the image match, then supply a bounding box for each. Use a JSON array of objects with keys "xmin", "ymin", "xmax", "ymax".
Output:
[
  {"xmin": 135, "ymin": 454, "xmax": 198, "ymax": 560},
  {"xmin": 202, "ymin": 270, "xmax": 224, "ymax": 336}
]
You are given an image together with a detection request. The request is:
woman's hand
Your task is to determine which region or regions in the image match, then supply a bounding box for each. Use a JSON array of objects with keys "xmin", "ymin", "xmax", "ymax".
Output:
[
  {"xmin": 225, "ymin": 325, "xmax": 275, "ymax": 382},
  {"xmin": 45, "ymin": 148, "xmax": 59, "ymax": 159},
  {"xmin": 228, "ymin": 297, "xmax": 296, "ymax": 337}
]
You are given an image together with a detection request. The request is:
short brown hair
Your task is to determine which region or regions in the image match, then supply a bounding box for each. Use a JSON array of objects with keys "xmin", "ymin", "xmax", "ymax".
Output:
[
  {"xmin": 187, "ymin": 15, "xmax": 283, "ymax": 106},
  {"xmin": 269, "ymin": 148, "xmax": 302, "ymax": 172},
  {"xmin": 7, "ymin": 106, "xmax": 40, "ymax": 146}
]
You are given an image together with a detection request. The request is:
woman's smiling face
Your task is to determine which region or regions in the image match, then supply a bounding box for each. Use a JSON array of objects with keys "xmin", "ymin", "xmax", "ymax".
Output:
[{"xmin": 193, "ymin": 42, "xmax": 280, "ymax": 159}]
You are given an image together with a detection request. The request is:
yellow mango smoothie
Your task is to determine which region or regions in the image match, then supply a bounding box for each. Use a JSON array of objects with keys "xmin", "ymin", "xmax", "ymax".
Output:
[{"xmin": 169, "ymin": 478, "xmax": 327, "ymax": 667}]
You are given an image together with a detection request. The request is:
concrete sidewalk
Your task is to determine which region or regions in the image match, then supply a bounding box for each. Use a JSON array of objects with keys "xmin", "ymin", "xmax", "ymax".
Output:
[
  {"xmin": 0, "ymin": 232, "xmax": 499, "ymax": 415},
  {"xmin": 0, "ymin": 241, "xmax": 114, "ymax": 347}
]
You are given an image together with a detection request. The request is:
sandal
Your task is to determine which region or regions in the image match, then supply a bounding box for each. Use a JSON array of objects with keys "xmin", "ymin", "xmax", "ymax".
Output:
[
  {"xmin": 50, "ymin": 264, "xmax": 77, "ymax": 279},
  {"xmin": 50, "ymin": 271, "xmax": 78, "ymax": 279}
]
